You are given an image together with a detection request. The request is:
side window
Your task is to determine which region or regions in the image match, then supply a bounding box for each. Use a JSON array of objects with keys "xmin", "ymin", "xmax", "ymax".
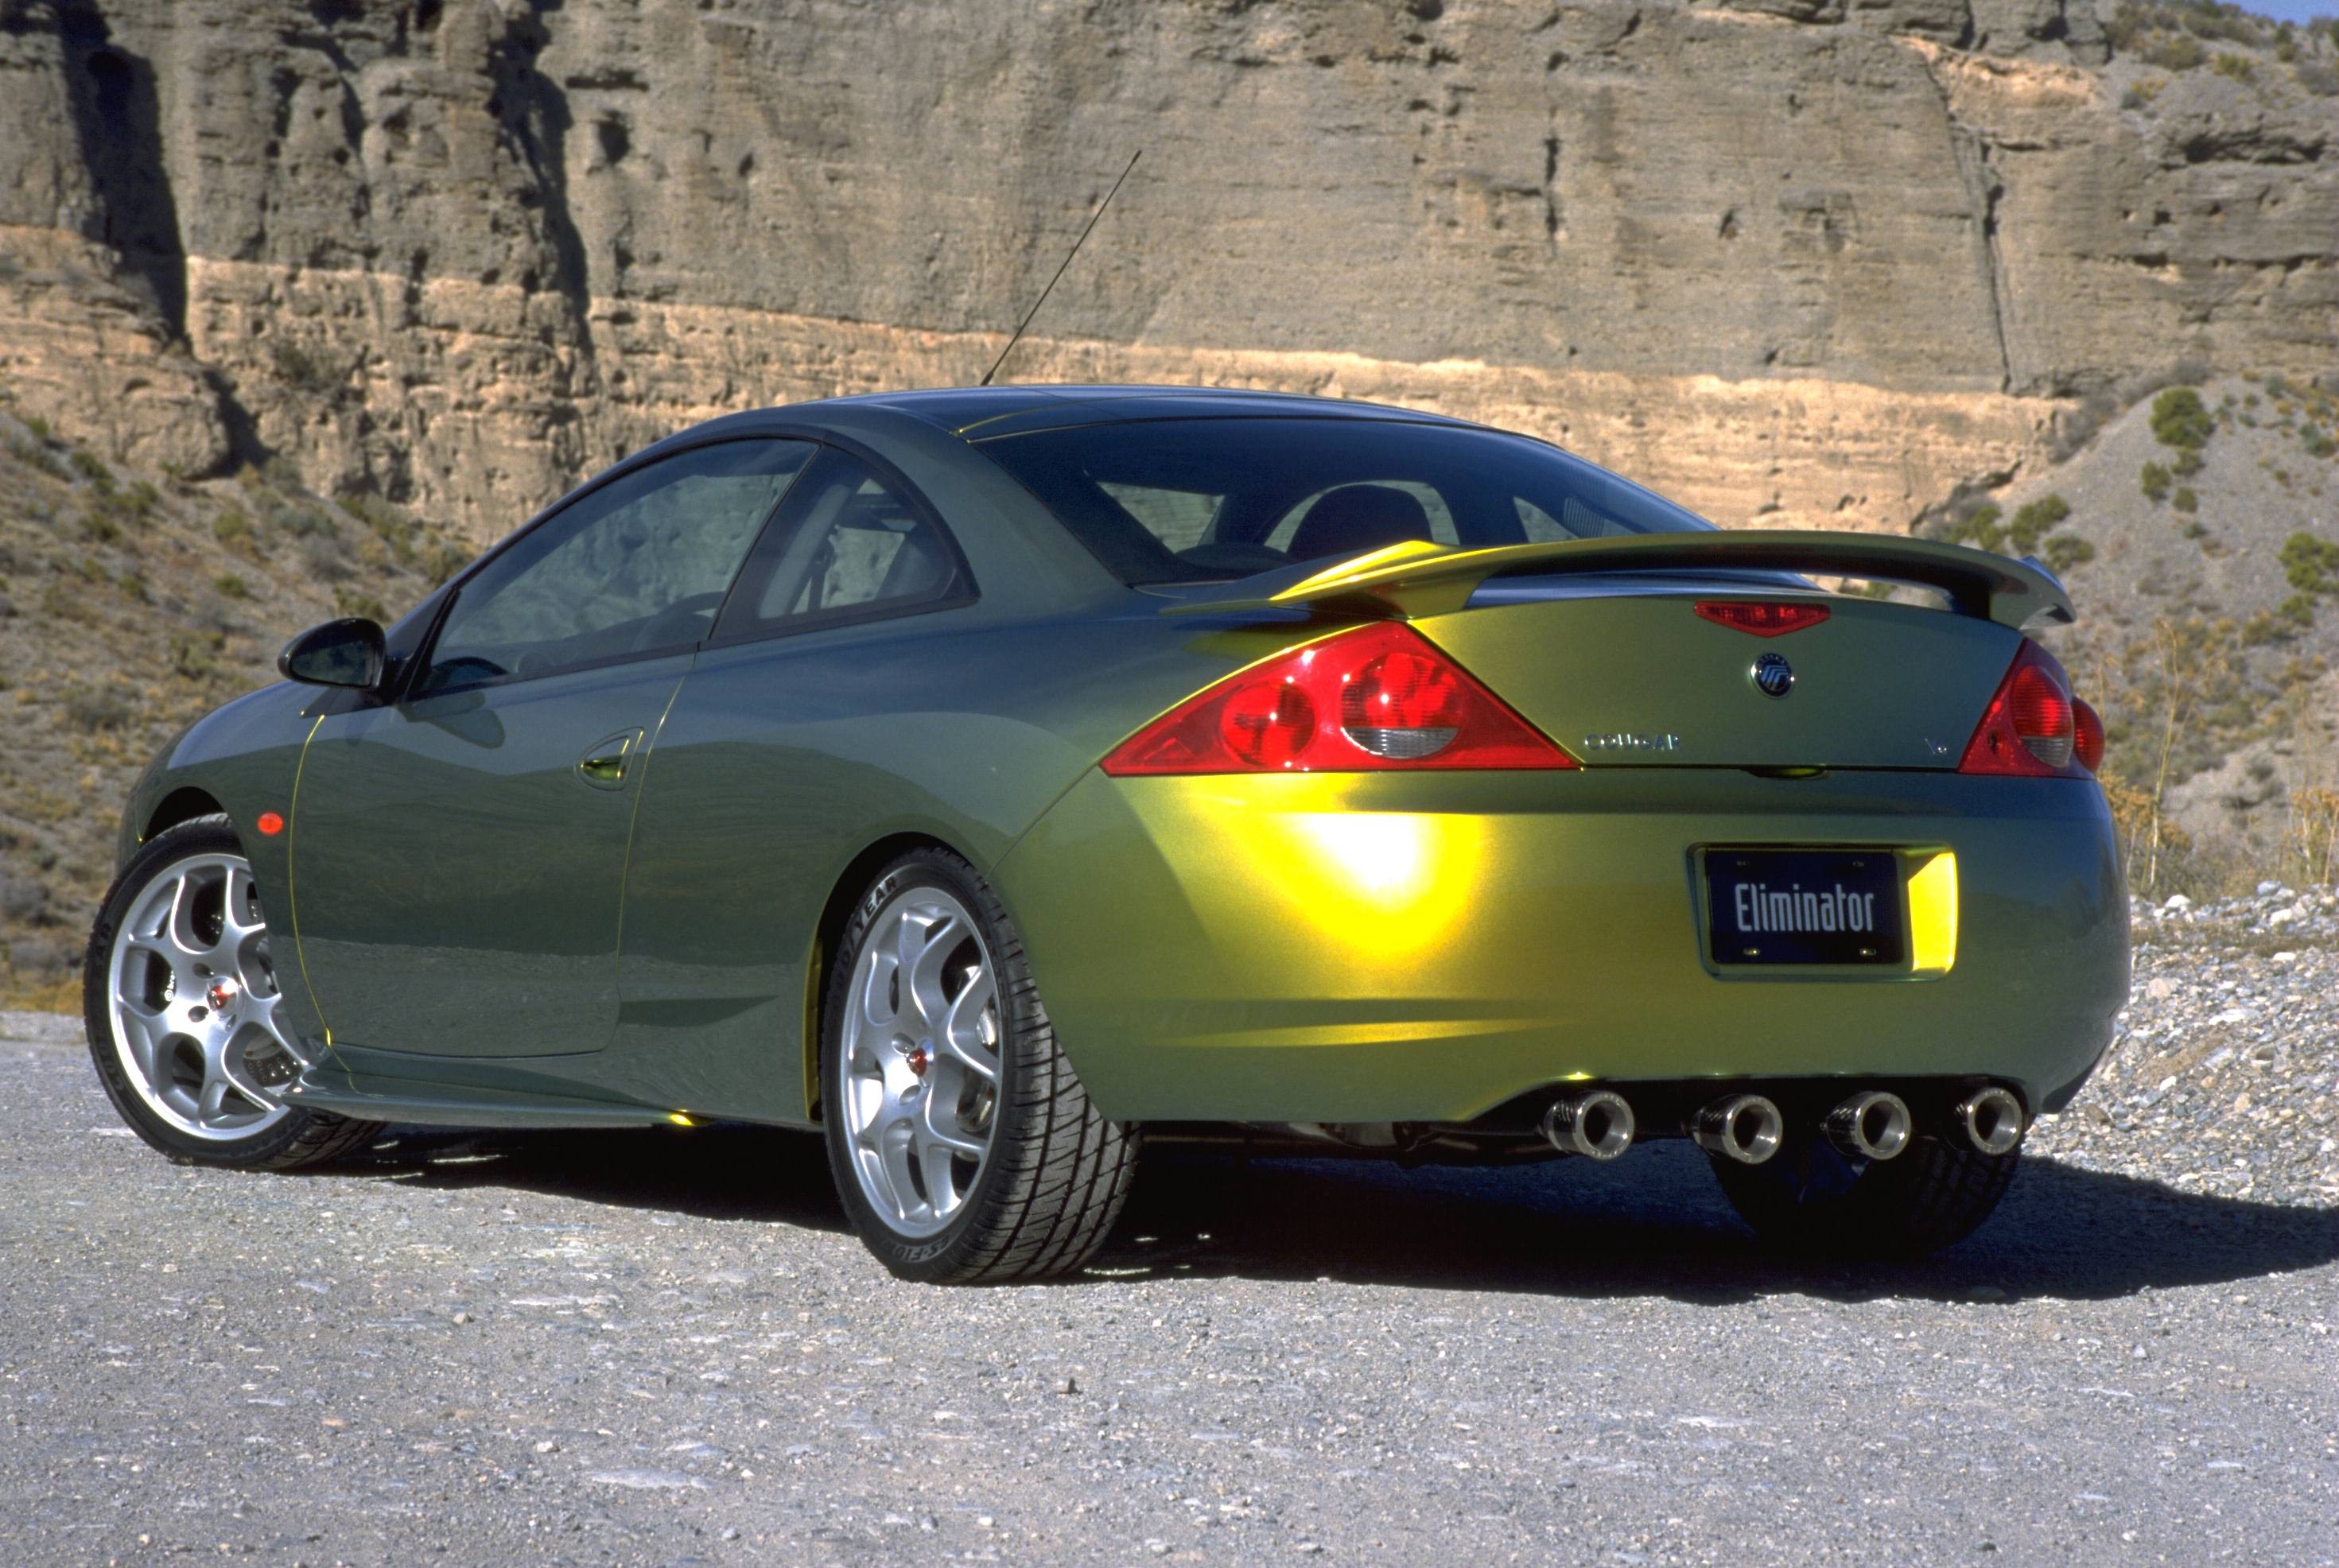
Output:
[
  {"xmin": 1099, "ymin": 483, "xmax": 1220, "ymax": 553},
  {"xmin": 1516, "ymin": 495, "xmax": 1642, "ymax": 541},
  {"xmin": 715, "ymin": 449, "xmax": 966, "ymax": 639},
  {"xmin": 418, "ymin": 440, "xmax": 813, "ymax": 694}
]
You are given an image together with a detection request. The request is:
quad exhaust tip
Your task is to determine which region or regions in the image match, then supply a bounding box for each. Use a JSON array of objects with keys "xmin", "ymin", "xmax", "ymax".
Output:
[
  {"xmin": 1826, "ymin": 1091, "xmax": 1913, "ymax": 1162},
  {"xmin": 1693, "ymin": 1094, "xmax": 1784, "ymax": 1166},
  {"xmin": 1542, "ymin": 1090, "xmax": 1635, "ymax": 1160},
  {"xmin": 1957, "ymin": 1087, "xmax": 2025, "ymax": 1156}
]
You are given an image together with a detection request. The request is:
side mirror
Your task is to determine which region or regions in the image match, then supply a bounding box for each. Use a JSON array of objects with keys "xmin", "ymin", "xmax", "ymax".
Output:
[{"xmin": 278, "ymin": 618, "xmax": 387, "ymax": 690}]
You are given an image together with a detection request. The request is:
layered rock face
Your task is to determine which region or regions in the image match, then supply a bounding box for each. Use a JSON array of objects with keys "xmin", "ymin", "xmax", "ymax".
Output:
[{"xmin": 1, "ymin": 0, "xmax": 2333, "ymax": 543}]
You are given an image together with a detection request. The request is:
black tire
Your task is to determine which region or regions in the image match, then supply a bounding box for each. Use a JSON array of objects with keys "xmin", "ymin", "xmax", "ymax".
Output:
[
  {"xmin": 820, "ymin": 846, "xmax": 1137, "ymax": 1283},
  {"xmin": 1708, "ymin": 1129, "xmax": 2017, "ymax": 1259},
  {"xmin": 84, "ymin": 813, "xmax": 383, "ymax": 1170}
]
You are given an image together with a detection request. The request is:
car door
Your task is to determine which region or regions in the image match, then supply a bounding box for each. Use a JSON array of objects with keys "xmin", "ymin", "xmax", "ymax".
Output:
[
  {"xmin": 288, "ymin": 438, "xmax": 815, "ymax": 1058},
  {"xmin": 605, "ymin": 447, "xmax": 978, "ymax": 1116}
]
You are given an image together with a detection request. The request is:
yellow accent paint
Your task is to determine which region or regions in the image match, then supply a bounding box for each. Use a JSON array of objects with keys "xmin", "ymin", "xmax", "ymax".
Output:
[
  {"xmin": 1906, "ymin": 849, "xmax": 1960, "ymax": 976},
  {"xmin": 285, "ymin": 712, "xmax": 333, "ymax": 1050},
  {"xmin": 1276, "ymin": 537, "xmax": 1455, "ymax": 601}
]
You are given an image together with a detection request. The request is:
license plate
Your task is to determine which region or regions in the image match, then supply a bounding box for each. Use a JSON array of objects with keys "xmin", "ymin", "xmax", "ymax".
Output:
[{"xmin": 1705, "ymin": 849, "xmax": 1905, "ymax": 967}]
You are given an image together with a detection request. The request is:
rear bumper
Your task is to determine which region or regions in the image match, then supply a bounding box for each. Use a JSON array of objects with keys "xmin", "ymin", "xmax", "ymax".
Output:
[{"xmin": 993, "ymin": 767, "xmax": 2127, "ymax": 1123}]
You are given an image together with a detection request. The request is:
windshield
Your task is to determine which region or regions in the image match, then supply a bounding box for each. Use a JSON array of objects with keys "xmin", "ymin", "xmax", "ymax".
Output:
[{"xmin": 972, "ymin": 416, "xmax": 1713, "ymax": 585}]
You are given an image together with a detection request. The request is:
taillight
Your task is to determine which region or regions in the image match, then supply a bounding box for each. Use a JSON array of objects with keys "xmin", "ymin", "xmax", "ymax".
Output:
[
  {"xmin": 1958, "ymin": 640, "xmax": 2082, "ymax": 776},
  {"xmin": 1694, "ymin": 601, "xmax": 1830, "ymax": 637},
  {"xmin": 2073, "ymin": 699, "xmax": 2104, "ymax": 774},
  {"xmin": 1101, "ymin": 622, "xmax": 1576, "ymax": 775}
]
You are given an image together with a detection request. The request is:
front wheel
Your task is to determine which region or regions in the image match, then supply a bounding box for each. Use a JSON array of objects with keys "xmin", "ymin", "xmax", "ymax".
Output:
[
  {"xmin": 821, "ymin": 847, "xmax": 1136, "ymax": 1283},
  {"xmin": 84, "ymin": 814, "xmax": 381, "ymax": 1170},
  {"xmin": 1708, "ymin": 1129, "xmax": 2018, "ymax": 1259}
]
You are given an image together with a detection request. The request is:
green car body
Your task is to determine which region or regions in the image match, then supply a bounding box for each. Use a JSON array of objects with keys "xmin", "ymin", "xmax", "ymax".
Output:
[{"xmin": 99, "ymin": 386, "xmax": 2126, "ymax": 1269}]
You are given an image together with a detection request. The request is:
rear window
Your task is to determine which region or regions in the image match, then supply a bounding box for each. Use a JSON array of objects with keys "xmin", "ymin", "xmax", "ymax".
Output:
[{"xmin": 973, "ymin": 416, "xmax": 1712, "ymax": 584}]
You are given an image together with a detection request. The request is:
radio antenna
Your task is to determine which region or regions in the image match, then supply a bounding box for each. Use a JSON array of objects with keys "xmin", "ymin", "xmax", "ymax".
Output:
[{"xmin": 980, "ymin": 149, "xmax": 1141, "ymax": 388}]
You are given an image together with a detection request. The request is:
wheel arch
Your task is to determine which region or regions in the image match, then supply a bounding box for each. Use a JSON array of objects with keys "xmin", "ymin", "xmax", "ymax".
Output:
[
  {"xmin": 144, "ymin": 787, "xmax": 227, "ymax": 842},
  {"xmin": 801, "ymin": 830, "xmax": 984, "ymax": 1123}
]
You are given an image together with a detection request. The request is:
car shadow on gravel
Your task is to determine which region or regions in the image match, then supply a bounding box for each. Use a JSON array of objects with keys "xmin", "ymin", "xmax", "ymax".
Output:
[
  {"xmin": 329, "ymin": 1124, "xmax": 855, "ymax": 1235},
  {"xmin": 321, "ymin": 1125, "xmax": 2338, "ymax": 1304},
  {"xmin": 1099, "ymin": 1144, "xmax": 2339, "ymax": 1305}
]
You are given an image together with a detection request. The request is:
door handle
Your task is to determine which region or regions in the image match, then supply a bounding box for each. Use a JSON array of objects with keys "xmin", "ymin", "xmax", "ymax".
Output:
[{"xmin": 576, "ymin": 729, "xmax": 643, "ymax": 790}]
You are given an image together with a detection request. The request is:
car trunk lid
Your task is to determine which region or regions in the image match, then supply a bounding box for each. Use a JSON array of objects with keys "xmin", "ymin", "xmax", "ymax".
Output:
[{"xmin": 1418, "ymin": 589, "xmax": 2018, "ymax": 770}]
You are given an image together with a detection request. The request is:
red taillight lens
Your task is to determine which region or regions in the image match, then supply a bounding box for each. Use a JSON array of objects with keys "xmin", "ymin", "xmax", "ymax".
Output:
[
  {"xmin": 1101, "ymin": 622, "xmax": 1577, "ymax": 775},
  {"xmin": 1958, "ymin": 640, "xmax": 2081, "ymax": 776},
  {"xmin": 1694, "ymin": 600, "xmax": 1831, "ymax": 637},
  {"xmin": 2073, "ymin": 698, "xmax": 2104, "ymax": 774}
]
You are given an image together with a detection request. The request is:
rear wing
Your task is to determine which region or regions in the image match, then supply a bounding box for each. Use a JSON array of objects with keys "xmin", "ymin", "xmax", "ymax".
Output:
[{"xmin": 1158, "ymin": 531, "xmax": 2073, "ymax": 630}]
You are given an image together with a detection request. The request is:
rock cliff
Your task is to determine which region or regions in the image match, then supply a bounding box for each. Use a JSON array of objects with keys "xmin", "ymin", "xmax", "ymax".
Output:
[{"xmin": 2, "ymin": 0, "xmax": 2334, "ymax": 541}]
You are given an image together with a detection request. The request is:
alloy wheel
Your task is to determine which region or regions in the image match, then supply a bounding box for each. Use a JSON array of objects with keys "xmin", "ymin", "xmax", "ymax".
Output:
[
  {"xmin": 837, "ymin": 887, "xmax": 1003, "ymax": 1238},
  {"xmin": 104, "ymin": 852, "xmax": 297, "ymax": 1141}
]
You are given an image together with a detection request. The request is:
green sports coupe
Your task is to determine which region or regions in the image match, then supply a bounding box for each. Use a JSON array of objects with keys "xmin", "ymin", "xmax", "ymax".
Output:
[{"xmin": 85, "ymin": 386, "xmax": 2128, "ymax": 1281}]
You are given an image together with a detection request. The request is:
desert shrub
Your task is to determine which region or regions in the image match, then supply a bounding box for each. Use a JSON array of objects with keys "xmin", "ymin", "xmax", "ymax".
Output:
[
  {"xmin": 2172, "ymin": 486, "xmax": 2198, "ymax": 514},
  {"xmin": 2209, "ymin": 51, "xmax": 2254, "ymax": 80},
  {"xmin": 2151, "ymin": 386, "xmax": 2215, "ymax": 452},
  {"xmin": 68, "ymin": 448, "xmax": 111, "ymax": 487},
  {"xmin": 87, "ymin": 479, "xmax": 157, "ymax": 531},
  {"xmin": 2141, "ymin": 460, "xmax": 2171, "ymax": 501},
  {"xmin": 2291, "ymin": 787, "xmax": 2339, "ymax": 886},
  {"xmin": 5, "ymin": 435, "xmax": 68, "ymax": 479},
  {"xmin": 270, "ymin": 340, "xmax": 344, "ymax": 395},
  {"xmin": 2044, "ymin": 533, "xmax": 2096, "ymax": 572},
  {"xmin": 2301, "ymin": 424, "xmax": 2335, "ymax": 459},
  {"xmin": 2143, "ymin": 33, "xmax": 2206, "ymax": 69},
  {"xmin": 2172, "ymin": 448, "xmax": 2203, "ymax": 476},
  {"xmin": 333, "ymin": 587, "xmax": 390, "ymax": 623},
  {"xmin": 80, "ymin": 511, "xmax": 121, "ymax": 545},
  {"xmin": 63, "ymin": 687, "xmax": 134, "ymax": 731},
  {"xmin": 168, "ymin": 630, "xmax": 225, "ymax": 681},
  {"xmin": 421, "ymin": 538, "xmax": 472, "ymax": 585},
  {"xmin": 272, "ymin": 500, "xmax": 336, "ymax": 538},
  {"xmin": 299, "ymin": 531, "xmax": 356, "ymax": 581},
  {"xmin": 212, "ymin": 510, "xmax": 258, "ymax": 553},
  {"xmin": 2242, "ymin": 610, "xmax": 2291, "ymax": 645},
  {"xmin": 2280, "ymin": 530, "xmax": 2339, "ymax": 594},
  {"xmin": 1941, "ymin": 502, "xmax": 2006, "ymax": 551},
  {"xmin": 2007, "ymin": 493, "xmax": 2071, "ymax": 554},
  {"xmin": 212, "ymin": 572, "xmax": 250, "ymax": 600}
]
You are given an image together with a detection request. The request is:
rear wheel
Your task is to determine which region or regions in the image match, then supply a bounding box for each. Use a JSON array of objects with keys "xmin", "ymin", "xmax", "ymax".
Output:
[
  {"xmin": 84, "ymin": 815, "xmax": 381, "ymax": 1170},
  {"xmin": 821, "ymin": 847, "xmax": 1136, "ymax": 1283},
  {"xmin": 1708, "ymin": 1128, "xmax": 2017, "ymax": 1258}
]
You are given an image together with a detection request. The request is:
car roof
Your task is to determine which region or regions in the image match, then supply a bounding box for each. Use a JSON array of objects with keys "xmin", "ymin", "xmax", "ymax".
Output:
[{"xmin": 688, "ymin": 385, "xmax": 1486, "ymax": 443}]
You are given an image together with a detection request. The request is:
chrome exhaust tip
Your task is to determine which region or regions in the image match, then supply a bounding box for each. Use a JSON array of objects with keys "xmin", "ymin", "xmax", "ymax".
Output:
[
  {"xmin": 1956, "ymin": 1087, "xmax": 2025, "ymax": 1156},
  {"xmin": 1825, "ymin": 1090, "xmax": 1913, "ymax": 1162},
  {"xmin": 1541, "ymin": 1090, "xmax": 1635, "ymax": 1160},
  {"xmin": 1692, "ymin": 1094, "xmax": 1784, "ymax": 1166}
]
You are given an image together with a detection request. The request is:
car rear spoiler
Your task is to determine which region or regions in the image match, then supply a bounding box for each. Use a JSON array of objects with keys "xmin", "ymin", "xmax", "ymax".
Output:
[{"xmin": 1156, "ymin": 531, "xmax": 2074, "ymax": 629}]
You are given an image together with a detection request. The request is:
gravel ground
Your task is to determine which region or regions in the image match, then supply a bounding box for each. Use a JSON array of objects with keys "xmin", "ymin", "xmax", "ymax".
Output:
[{"xmin": 4, "ymin": 919, "xmax": 2337, "ymax": 1568}]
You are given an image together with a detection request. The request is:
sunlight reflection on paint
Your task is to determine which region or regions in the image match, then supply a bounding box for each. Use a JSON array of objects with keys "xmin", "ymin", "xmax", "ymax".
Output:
[{"xmin": 1276, "ymin": 812, "xmax": 1487, "ymax": 959}]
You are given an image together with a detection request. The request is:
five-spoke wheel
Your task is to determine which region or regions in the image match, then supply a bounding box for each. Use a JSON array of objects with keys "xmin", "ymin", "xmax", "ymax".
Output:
[
  {"xmin": 821, "ymin": 847, "xmax": 1137, "ymax": 1282},
  {"xmin": 104, "ymin": 851, "xmax": 295, "ymax": 1140},
  {"xmin": 836, "ymin": 887, "xmax": 1002, "ymax": 1236},
  {"xmin": 84, "ymin": 814, "xmax": 380, "ymax": 1168}
]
